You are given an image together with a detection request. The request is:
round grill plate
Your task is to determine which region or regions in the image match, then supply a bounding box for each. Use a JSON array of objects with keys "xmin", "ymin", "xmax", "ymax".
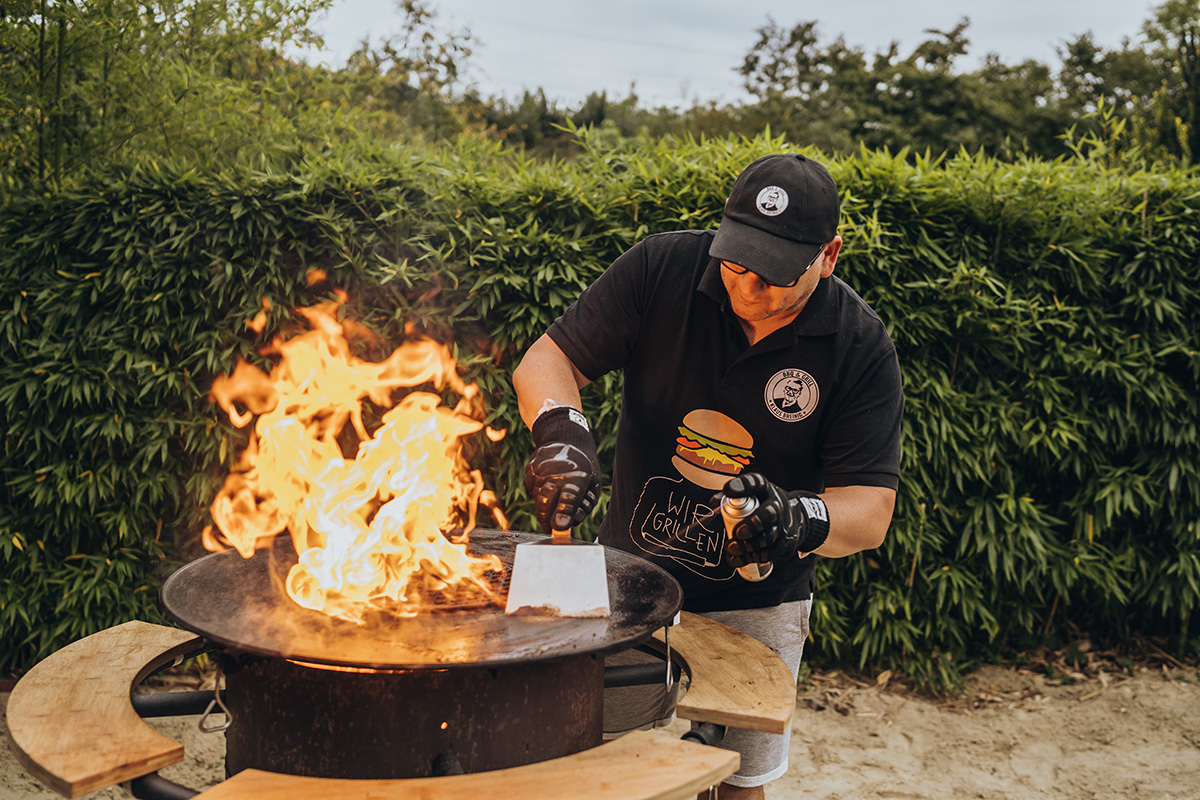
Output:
[{"xmin": 162, "ymin": 530, "xmax": 683, "ymax": 670}]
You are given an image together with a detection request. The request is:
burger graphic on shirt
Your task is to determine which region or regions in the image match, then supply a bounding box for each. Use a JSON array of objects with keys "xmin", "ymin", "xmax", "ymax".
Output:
[{"xmin": 672, "ymin": 408, "xmax": 755, "ymax": 490}]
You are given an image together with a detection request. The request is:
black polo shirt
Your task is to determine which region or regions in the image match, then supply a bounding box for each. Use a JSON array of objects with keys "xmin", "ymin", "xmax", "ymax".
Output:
[{"xmin": 547, "ymin": 230, "xmax": 903, "ymax": 611}]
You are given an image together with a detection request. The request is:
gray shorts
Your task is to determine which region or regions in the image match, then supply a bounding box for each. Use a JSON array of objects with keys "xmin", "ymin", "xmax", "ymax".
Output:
[
  {"xmin": 696, "ymin": 599, "xmax": 811, "ymax": 787},
  {"xmin": 602, "ymin": 599, "xmax": 812, "ymax": 787}
]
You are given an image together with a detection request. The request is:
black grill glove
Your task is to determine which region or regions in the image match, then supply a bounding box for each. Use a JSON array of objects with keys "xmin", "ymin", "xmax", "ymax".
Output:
[
  {"xmin": 716, "ymin": 473, "xmax": 830, "ymax": 567},
  {"xmin": 524, "ymin": 406, "xmax": 601, "ymax": 533}
]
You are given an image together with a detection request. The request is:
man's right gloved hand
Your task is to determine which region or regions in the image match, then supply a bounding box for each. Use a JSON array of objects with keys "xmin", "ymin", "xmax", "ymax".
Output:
[
  {"xmin": 717, "ymin": 472, "xmax": 830, "ymax": 567},
  {"xmin": 524, "ymin": 405, "xmax": 601, "ymax": 533}
]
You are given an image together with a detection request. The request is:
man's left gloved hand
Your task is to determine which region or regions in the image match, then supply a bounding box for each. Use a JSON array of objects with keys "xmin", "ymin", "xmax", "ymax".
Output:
[{"xmin": 716, "ymin": 473, "xmax": 831, "ymax": 567}]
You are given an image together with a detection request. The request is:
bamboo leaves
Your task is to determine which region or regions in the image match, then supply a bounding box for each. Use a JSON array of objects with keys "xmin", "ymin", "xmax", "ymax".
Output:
[{"xmin": 2, "ymin": 135, "xmax": 1199, "ymax": 684}]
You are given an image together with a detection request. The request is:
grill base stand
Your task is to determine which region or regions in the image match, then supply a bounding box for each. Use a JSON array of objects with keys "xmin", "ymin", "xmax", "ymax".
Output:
[{"xmin": 222, "ymin": 652, "xmax": 604, "ymax": 779}]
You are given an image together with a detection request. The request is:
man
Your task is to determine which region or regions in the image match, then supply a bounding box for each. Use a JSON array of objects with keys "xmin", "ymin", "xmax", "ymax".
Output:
[{"xmin": 512, "ymin": 153, "xmax": 903, "ymax": 799}]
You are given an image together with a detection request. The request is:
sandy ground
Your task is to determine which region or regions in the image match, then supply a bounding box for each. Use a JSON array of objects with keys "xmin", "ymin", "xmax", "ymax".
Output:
[
  {"xmin": 3, "ymin": 658, "xmax": 1199, "ymax": 799},
  {"xmin": 773, "ymin": 662, "xmax": 1200, "ymax": 800}
]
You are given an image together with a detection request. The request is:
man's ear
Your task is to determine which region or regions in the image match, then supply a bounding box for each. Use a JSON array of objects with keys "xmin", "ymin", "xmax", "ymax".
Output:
[{"xmin": 819, "ymin": 236, "xmax": 843, "ymax": 278}]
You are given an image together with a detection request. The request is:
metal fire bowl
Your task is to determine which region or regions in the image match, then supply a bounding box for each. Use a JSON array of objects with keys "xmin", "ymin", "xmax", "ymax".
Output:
[{"xmin": 161, "ymin": 530, "xmax": 683, "ymax": 671}]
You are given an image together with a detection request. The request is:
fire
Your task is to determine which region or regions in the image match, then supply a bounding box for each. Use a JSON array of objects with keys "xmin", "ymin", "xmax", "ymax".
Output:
[{"xmin": 203, "ymin": 292, "xmax": 508, "ymax": 624}]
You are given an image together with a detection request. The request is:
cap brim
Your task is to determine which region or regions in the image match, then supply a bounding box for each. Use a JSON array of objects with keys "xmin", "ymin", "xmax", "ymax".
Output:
[{"xmin": 709, "ymin": 217, "xmax": 823, "ymax": 286}]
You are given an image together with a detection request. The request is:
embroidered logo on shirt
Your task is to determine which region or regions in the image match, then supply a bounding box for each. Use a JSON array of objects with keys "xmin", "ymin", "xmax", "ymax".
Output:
[
  {"xmin": 765, "ymin": 369, "xmax": 819, "ymax": 422},
  {"xmin": 755, "ymin": 186, "xmax": 788, "ymax": 217}
]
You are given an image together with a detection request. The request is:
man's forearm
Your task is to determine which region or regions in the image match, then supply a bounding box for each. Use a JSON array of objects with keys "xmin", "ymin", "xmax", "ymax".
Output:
[
  {"xmin": 810, "ymin": 485, "xmax": 896, "ymax": 558},
  {"xmin": 512, "ymin": 333, "xmax": 591, "ymax": 429}
]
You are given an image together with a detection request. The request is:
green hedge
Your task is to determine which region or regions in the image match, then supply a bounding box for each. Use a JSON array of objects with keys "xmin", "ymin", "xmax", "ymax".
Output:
[{"xmin": 3, "ymin": 135, "xmax": 1198, "ymax": 687}]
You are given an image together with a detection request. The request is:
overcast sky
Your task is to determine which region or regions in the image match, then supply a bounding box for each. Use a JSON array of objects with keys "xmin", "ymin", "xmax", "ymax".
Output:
[{"xmin": 305, "ymin": 0, "xmax": 1159, "ymax": 108}]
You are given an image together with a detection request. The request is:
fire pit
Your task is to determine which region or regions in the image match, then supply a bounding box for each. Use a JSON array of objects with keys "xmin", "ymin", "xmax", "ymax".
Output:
[
  {"xmin": 6, "ymin": 296, "xmax": 787, "ymax": 799},
  {"xmin": 5, "ymin": 608, "xmax": 788, "ymax": 799},
  {"xmin": 161, "ymin": 529, "xmax": 682, "ymax": 780},
  {"xmin": 145, "ymin": 296, "xmax": 691, "ymax": 782}
]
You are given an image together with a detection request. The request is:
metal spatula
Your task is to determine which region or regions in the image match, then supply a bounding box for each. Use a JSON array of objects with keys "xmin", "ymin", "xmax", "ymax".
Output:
[{"xmin": 505, "ymin": 529, "xmax": 611, "ymax": 617}]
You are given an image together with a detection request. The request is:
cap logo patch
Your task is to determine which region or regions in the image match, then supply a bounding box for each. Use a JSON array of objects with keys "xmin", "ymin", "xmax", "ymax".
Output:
[{"xmin": 755, "ymin": 186, "xmax": 788, "ymax": 217}]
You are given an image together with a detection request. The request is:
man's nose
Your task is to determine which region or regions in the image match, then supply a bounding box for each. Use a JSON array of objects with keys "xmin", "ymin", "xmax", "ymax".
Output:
[{"xmin": 733, "ymin": 270, "xmax": 769, "ymax": 293}]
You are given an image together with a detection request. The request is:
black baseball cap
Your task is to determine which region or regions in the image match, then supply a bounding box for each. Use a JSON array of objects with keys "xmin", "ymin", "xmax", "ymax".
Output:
[{"xmin": 709, "ymin": 153, "xmax": 840, "ymax": 286}]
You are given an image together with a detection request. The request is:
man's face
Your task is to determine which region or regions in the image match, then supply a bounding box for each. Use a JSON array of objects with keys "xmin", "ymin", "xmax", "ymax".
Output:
[
  {"xmin": 781, "ymin": 379, "xmax": 803, "ymax": 407},
  {"xmin": 720, "ymin": 237, "xmax": 841, "ymax": 327}
]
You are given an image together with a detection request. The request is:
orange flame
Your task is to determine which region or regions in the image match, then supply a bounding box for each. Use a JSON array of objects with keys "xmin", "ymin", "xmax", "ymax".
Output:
[{"xmin": 204, "ymin": 298, "xmax": 508, "ymax": 624}]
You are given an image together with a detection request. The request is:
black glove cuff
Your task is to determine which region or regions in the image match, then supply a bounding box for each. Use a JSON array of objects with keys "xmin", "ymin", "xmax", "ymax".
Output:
[
  {"xmin": 790, "ymin": 490, "xmax": 831, "ymax": 554},
  {"xmin": 531, "ymin": 406, "xmax": 598, "ymax": 465}
]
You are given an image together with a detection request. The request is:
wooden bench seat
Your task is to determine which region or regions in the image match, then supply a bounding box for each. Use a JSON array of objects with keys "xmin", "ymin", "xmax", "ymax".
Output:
[
  {"xmin": 195, "ymin": 730, "xmax": 737, "ymax": 800},
  {"xmin": 7, "ymin": 610, "xmax": 792, "ymax": 798},
  {"xmin": 657, "ymin": 611, "xmax": 797, "ymax": 735},
  {"xmin": 5, "ymin": 620, "xmax": 204, "ymax": 798}
]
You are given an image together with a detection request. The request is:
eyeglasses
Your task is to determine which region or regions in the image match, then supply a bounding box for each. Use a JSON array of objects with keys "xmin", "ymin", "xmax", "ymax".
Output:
[{"xmin": 720, "ymin": 247, "xmax": 824, "ymax": 288}]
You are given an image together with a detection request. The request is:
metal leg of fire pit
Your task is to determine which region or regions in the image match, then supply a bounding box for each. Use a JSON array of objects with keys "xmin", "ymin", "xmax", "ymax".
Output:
[
  {"xmin": 681, "ymin": 722, "xmax": 727, "ymax": 747},
  {"xmin": 603, "ymin": 659, "xmax": 684, "ymax": 687},
  {"xmin": 130, "ymin": 691, "xmax": 217, "ymax": 718},
  {"xmin": 125, "ymin": 773, "xmax": 201, "ymax": 800}
]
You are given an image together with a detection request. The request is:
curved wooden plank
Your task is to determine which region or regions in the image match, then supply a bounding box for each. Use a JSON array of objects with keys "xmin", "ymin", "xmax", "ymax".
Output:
[
  {"xmin": 5, "ymin": 620, "xmax": 204, "ymax": 798},
  {"xmin": 195, "ymin": 729, "xmax": 737, "ymax": 800},
  {"xmin": 652, "ymin": 611, "xmax": 795, "ymax": 734}
]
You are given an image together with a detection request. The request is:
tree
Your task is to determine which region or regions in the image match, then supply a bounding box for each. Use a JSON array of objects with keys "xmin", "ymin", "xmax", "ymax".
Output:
[
  {"xmin": 1056, "ymin": 32, "xmax": 1157, "ymax": 114},
  {"xmin": 478, "ymin": 89, "xmax": 571, "ymax": 154},
  {"xmin": 738, "ymin": 17, "xmax": 1076, "ymax": 158},
  {"xmin": 1137, "ymin": 0, "xmax": 1200, "ymax": 161},
  {"xmin": 0, "ymin": 0, "xmax": 340, "ymax": 197},
  {"xmin": 335, "ymin": 0, "xmax": 474, "ymax": 141},
  {"xmin": 738, "ymin": 19, "xmax": 875, "ymax": 153}
]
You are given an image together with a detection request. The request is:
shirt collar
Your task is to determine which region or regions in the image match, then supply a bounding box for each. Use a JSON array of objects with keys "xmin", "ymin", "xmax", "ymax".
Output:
[{"xmin": 699, "ymin": 256, "xmax": 841, "ymax": 337}]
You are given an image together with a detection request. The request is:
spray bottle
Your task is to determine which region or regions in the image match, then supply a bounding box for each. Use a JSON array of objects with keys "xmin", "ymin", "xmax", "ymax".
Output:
[{"xmin": 721, "ymin": 495, "xmax": 773, "ymax": 582}]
